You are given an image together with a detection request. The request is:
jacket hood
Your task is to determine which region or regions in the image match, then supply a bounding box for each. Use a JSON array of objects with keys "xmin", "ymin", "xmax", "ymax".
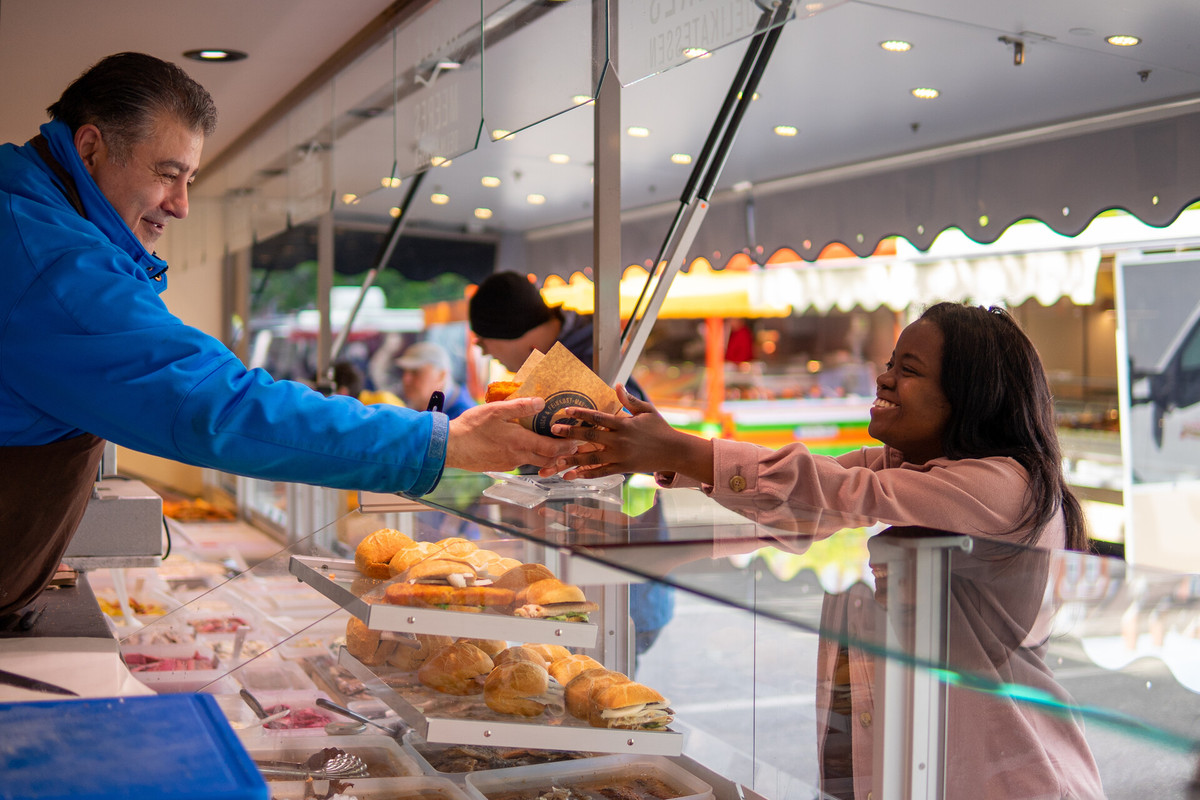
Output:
[{"xmin": 38, "ymin": 119, "xmax": 169, "ymax": 291}]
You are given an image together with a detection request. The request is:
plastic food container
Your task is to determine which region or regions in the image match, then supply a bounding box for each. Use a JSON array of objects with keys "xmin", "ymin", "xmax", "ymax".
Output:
[
  {"xmin": 235, "ymin": 659, "xmax": 315, "ymax": 693},
  {"xmin": 464, "ymin": 754, "xmax": 714, "ymax": 800},
  {"xmin": 244, "ymin": 734, "xmax": 421, "ymax": 780},
  {"xmin": 404, "ymin": 738, "xmax": 596, "ymax": 778},
  {"xmin": 242, "ymin": 689, "xmax": 338, "ymax": 734},
  {"xmin": 263, "ymin": 776, "xmax": 471, "ymax": 800},
  {"xmin": 121, "ymin": 641, "xmax": 226, "ymax": 693}
]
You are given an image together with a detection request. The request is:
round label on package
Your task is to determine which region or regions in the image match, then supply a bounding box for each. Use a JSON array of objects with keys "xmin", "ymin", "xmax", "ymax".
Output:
[{"xmin": 533, "ymin": 390, "xmax": 596, "ymax": 436}]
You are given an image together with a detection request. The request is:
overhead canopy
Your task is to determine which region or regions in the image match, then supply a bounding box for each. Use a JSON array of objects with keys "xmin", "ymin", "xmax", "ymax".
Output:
[{"xmin": 525, "ymin": 105, "xmax": 1200, "ymax": 282}]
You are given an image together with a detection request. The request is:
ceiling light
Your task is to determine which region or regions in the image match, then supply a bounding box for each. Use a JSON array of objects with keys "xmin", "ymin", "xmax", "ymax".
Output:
[
  {"xmin": 774, "ymin": 125, "xmax": 798, "ymax": 137},
  {"xmin": 491, "ymin": 129, "xmax": 512, "ymax": 140},
  {"xmin": 1105, "ymin": 34, "xmax": 1141, "ymax": 47},
  {"xmin": 548, "ymin": 153, "xmax": 570, "ymax": 164},
  {"xmin": 380, "ymin": 176, "xmax": 401, "ymax": 188},
  {"xmin": 682, "ymin": 47, "xmax": 709, "ymax": 59},
  {"xmin": 341, "ymin": 193, "xmax": 358, "ymax": 205},
  {"xmin": 571, "ymin": 95, "xmax": 594, "ymax": 105},
  {"xmin": 474, "ymin": 208, "xmax": 493, "ymax": 220},
  {"xmin": 880, "ymin": 40, "xmax": 912, "ymax": 52},
  {"xmin": 911, "ymin": 87, "xmax": 940, "ymax": 99},
  {"xmin": 526, "ymin": 194, "xmax": 546, "ymax": 205},
  {"xmin": 627, "ymin": 126, "xmax": 650, "ymax": 138},
  {"xmin": 481, "ymin": 176, "xmax": 501, "ymax": 188},
  {"xmin": 671, "ymin": 153, "xmax": 693, "ymax": 165},
  {"xmin": 430, "ymin": 156, "xmax": 451, "ymax": 167},
  {"xmin": 183, "ymin": 49, "xmax": 247, "ymax": 62},
  {"xmin": 389, "ymin": 207, "xmax": 402, "ymax": 218},
  {"xmin": 431, "ymin": 193, "xmax": 450, "ymax": 205}
]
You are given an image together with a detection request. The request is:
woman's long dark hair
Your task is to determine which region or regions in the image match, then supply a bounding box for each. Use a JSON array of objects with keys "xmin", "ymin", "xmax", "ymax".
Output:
[{"xmin": 919, "ymin": 302, "xmax": 1089, "ymax": 552}]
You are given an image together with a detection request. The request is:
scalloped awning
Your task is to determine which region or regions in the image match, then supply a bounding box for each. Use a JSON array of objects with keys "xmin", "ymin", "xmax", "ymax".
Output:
[{"xmin": 525, "ymin": 107, "xmax": 1200, "ymax": 297}]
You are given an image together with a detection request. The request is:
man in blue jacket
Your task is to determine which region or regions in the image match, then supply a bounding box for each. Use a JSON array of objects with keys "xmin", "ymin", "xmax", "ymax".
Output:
[{"xmin": 0, "ymin": 52, "xmax": 574, "ymax": 616}]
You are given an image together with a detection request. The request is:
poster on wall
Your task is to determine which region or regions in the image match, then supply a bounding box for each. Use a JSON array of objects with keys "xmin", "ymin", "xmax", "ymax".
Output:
[{"xmin": 1115, "ymin": 253, "xmax": 1200, "ymax": 569}]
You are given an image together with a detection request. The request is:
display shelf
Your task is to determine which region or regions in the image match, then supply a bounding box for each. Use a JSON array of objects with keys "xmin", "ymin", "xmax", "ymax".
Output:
[
  {"xmin": 289, "ymin": 556, "xmax": 599, "ymax": 648},
  {"xmin": 337, "ymin": 648, "xmax": 683, "ymax": 757}
]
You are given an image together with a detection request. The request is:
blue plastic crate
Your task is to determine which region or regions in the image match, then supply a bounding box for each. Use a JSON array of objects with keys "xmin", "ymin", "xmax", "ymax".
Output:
[{"xmin": 0, "ymin": 694, "xmax": 267, "ymax": 799}]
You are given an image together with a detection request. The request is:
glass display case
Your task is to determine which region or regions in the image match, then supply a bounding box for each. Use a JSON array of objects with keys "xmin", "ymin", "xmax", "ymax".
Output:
[{"xmin": 123, "ymin": 470, "xmax": 1200, "ymax": 800}]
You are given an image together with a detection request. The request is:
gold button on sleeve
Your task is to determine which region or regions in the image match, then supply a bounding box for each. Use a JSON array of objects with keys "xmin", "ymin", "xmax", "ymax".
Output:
[{"xmin": 729, "ymin": 475, "xmax": 747, "ymax": 492}]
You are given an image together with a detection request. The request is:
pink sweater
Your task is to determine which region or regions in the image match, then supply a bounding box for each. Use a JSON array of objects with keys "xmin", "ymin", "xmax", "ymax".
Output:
[{"xmin": 662, "ymin": 440, "xmax": 1103, "ymax": 799}]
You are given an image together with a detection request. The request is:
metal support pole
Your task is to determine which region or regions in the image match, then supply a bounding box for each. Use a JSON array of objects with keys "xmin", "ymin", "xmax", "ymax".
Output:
[{"xmin": 593, "ymin": 0, "xmax": 621, "ymax": 381}]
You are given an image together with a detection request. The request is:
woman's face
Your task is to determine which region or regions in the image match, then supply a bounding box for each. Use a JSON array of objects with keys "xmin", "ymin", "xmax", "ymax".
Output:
[{"xmin": 868, "ymin": 319, "xmax": 952, "ymax": 464}]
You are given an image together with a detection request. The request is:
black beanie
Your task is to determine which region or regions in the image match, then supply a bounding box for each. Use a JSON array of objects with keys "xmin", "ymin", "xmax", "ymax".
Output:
[{"xmin": 469, "ymin": 272, "xmax": 556, "ymax": 339}]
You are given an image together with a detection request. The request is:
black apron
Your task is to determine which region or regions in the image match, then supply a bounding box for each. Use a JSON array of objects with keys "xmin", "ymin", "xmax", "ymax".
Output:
[{"xmin": 0, "ymin": 433, "xmax": 105, "ymax": 615}]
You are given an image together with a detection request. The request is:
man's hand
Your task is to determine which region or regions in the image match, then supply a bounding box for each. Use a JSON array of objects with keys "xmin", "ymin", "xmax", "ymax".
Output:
[
  {"xmin": 545, "ymin": 385, "xmax": 714, "ymax": 482},
  {"xmin": 445, "ymin": 397, "xmax": 577, "ymax": 472}
]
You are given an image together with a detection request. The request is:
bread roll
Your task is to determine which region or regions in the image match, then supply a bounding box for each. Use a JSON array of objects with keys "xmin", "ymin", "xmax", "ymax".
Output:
[
  {"xmin": 404, "ymin": 558, "xmax": 477, "ymax": 586},
  {"xmin": 387, "ymin": 545, "xmax": 428, "ymax": 577},
  {"xmin": 588, "ymin": 681, "xmax": 671, "ymax": 729},
  {"xmin": 484, "ymin": 660, "xmax": 551, "ymax": 717},
  {"xmin": 524, "ymin": 579, "xmax": 586, "ymax": 606},
  {"xmin": 418, "ymin": 641, "xmax": 494, "ymax": 695},
  {"xmin": 564, "ymin": 668, "xmax": 629, "ymax": 719},
  {"xmin": 457, "ymin": 638, "xmax": 508, "ymax": 658},
  {"xmin": 490, "ymin": 557, "xmax": 522, "ymax": 576},
  {"xmin": 355, "ymin": 528, "xmax": 416, "ymax": 579},
  {"xmin": 525, "ymin": 643, "xmax": 572, "ymax": 665},
  {"xmin": 387, "ymin": 633, "xmax": 454, "ymax": 671},
  {"xmin": 493, "ymin": 562, "xmax": 556, "ymax": 593},
  {"xmin": 548, "ymin": 653, "xmax": 603, "ymax": 685},
  {"xmin": 431, "ymin": 537, "xmax": 477, "ymax": 558},
  {"xmin": 493, "ymin": 645, "xmax": 549, "ymax": 668},
  {"xmin": 345, "ymin": 617, "xmax": 396, "ymax": 666}
]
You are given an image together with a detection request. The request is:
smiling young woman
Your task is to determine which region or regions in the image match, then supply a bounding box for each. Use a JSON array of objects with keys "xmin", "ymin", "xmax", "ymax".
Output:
[{"xmin": 548, "ymin": 301, "xmax": 1089, "ymax": 553}]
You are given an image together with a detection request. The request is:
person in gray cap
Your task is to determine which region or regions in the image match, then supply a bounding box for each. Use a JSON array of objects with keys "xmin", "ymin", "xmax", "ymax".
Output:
[
  {"xmin": 396, "ymin": 340, "xmax": 476, "ymax": 419},
  {"xmin": 468, "ymin": 271, "xmax": 645, "ymax": 400}
]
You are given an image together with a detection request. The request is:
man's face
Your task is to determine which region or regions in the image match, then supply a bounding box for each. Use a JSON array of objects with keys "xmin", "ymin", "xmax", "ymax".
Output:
[
  {"xmin": 400, "ymin": 364, "xmax": 447, "ymax": 410},
  {"xmin": 474, "ymin": 334, "xmax": 536, "ymax": 374},
  {"xmin": 79, "ymin": 113, "xmax": 204, "ymax": 250}
]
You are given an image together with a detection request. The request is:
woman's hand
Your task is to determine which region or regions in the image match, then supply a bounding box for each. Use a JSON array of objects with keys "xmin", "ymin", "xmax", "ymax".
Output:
[
  {"xmin": 446, "ymin": 397, "xmax": 576, "ymax": 472},
  {"xmin": 544, "ymin": 385, "xmax": 714, "ymax": 482}
]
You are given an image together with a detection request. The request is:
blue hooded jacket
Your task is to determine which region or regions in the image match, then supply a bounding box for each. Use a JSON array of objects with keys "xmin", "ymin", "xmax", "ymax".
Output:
[{"xmin": 0, "ymin": 120, "xmax": 446, "ymax": 494}]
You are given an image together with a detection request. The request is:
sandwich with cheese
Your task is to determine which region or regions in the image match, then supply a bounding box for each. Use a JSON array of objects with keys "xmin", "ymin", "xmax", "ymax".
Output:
[
  {"xmin": 588, "ymin": 681, "xmax": 673, "ymax": 730},
  {"xmin": 513, "ymin": 579, "xmax": 598, "ymax": 622}
]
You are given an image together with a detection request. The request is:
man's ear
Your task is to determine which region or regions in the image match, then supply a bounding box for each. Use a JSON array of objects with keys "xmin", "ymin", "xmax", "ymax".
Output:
[{"xmin": 73, "ymin": 124, "xmax": 105, "ymax": 173}]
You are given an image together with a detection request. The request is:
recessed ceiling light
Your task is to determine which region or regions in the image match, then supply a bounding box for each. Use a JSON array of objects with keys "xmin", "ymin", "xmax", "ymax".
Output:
[
  {"xmin": 571, "ymin": 95, "xmax": 593, "ymax": 105},
  {"xmin": 682, "ymin": 47, "xmax": 709, "ymax": 59},
  {"xmin": 1105, "ymin": 34, "xmax": 1141, "ymax": 47},
  {"xmin": 548, "ymin": 153, "xmax": 570, "ymax": 164},
  {"xmin": 911, "ymin": 87, "xmax": 940, "ymax": 99},
  {"xmin": 341, "ymin": 193, "xmax": 359, "ymax": 205},
  {"xmin": 491, "ymin": 129, "xmax": 512, "ymax": 140},
  {"xmin": 880, "ymin": 40, "xmax": 913, "ymax": 52},
  {"xmin": 481, "ymin": 176, "xmax": 501, "ymax": 188},
  {"xmin": 380, "ymin": 176, "xmax": 401, "ymax": 188},
  {"xmin": 774, "ymin": 125, "xmax": 799, "ymax": 137},
  {"xmin": 183, "ymin": 49, "xmax": 247, "ymax": 62},
  {"xmin": 389, "ymin": 207, "xmax": 402, "ymax": 218},
  {"xmin": 627, "ymin": 126, "xmax": 650, "ymax": 138},
  {"xmin": 526, "ymin": 194, "xmax": 546, "ymax": 205},
  {"xmin": 430, "ymin": 156, "xmax": 451, "ymax": 167},
  {"xmin": 474, "ymin": 208, "xmax": 493, "ymax": 220},
  {"xmin": 671, "ymin": 153, "xmax": 693, "ymax": 165},
  {"xmin": 430, "ymin": 193, "xmax": 450, "ymax": 205}
]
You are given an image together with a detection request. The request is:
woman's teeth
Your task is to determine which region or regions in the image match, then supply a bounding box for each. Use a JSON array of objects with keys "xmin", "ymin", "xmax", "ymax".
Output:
[{"xmin": 873, "ymin": 398, "xmax": 897, "ymax": 409}]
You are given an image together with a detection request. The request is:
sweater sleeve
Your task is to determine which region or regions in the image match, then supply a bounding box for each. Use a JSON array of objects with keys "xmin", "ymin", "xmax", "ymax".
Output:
[{"xmin": 701, "ymin": 438, "xmax": 1031, "ymax": 536}]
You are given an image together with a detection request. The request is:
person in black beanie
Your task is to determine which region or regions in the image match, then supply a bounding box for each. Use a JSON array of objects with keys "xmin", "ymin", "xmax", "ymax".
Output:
[
  {"xmin": 468, "ymin": 271, "xmax": 646, "ymax": 401},
  {"xmin": 469, "ymin": 271, "xmax": 665, "ymax": 657}
]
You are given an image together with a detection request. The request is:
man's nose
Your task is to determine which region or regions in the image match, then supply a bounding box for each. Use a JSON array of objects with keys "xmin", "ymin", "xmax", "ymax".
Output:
[{"xmin": 166, "ymin": 182, "xmax": 189, "ymax": 219}]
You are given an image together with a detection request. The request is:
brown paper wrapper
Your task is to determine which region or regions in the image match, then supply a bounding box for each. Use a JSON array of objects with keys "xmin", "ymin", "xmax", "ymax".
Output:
[{"xmin": 505, "ymin": 342, "xmax": 622, "ymax": 436}]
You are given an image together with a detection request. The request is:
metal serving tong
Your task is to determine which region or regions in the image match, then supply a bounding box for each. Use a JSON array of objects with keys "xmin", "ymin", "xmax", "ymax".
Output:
[{"xmin": 253, "ymin": 747, "xmax": 369, "ymax": 780}]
